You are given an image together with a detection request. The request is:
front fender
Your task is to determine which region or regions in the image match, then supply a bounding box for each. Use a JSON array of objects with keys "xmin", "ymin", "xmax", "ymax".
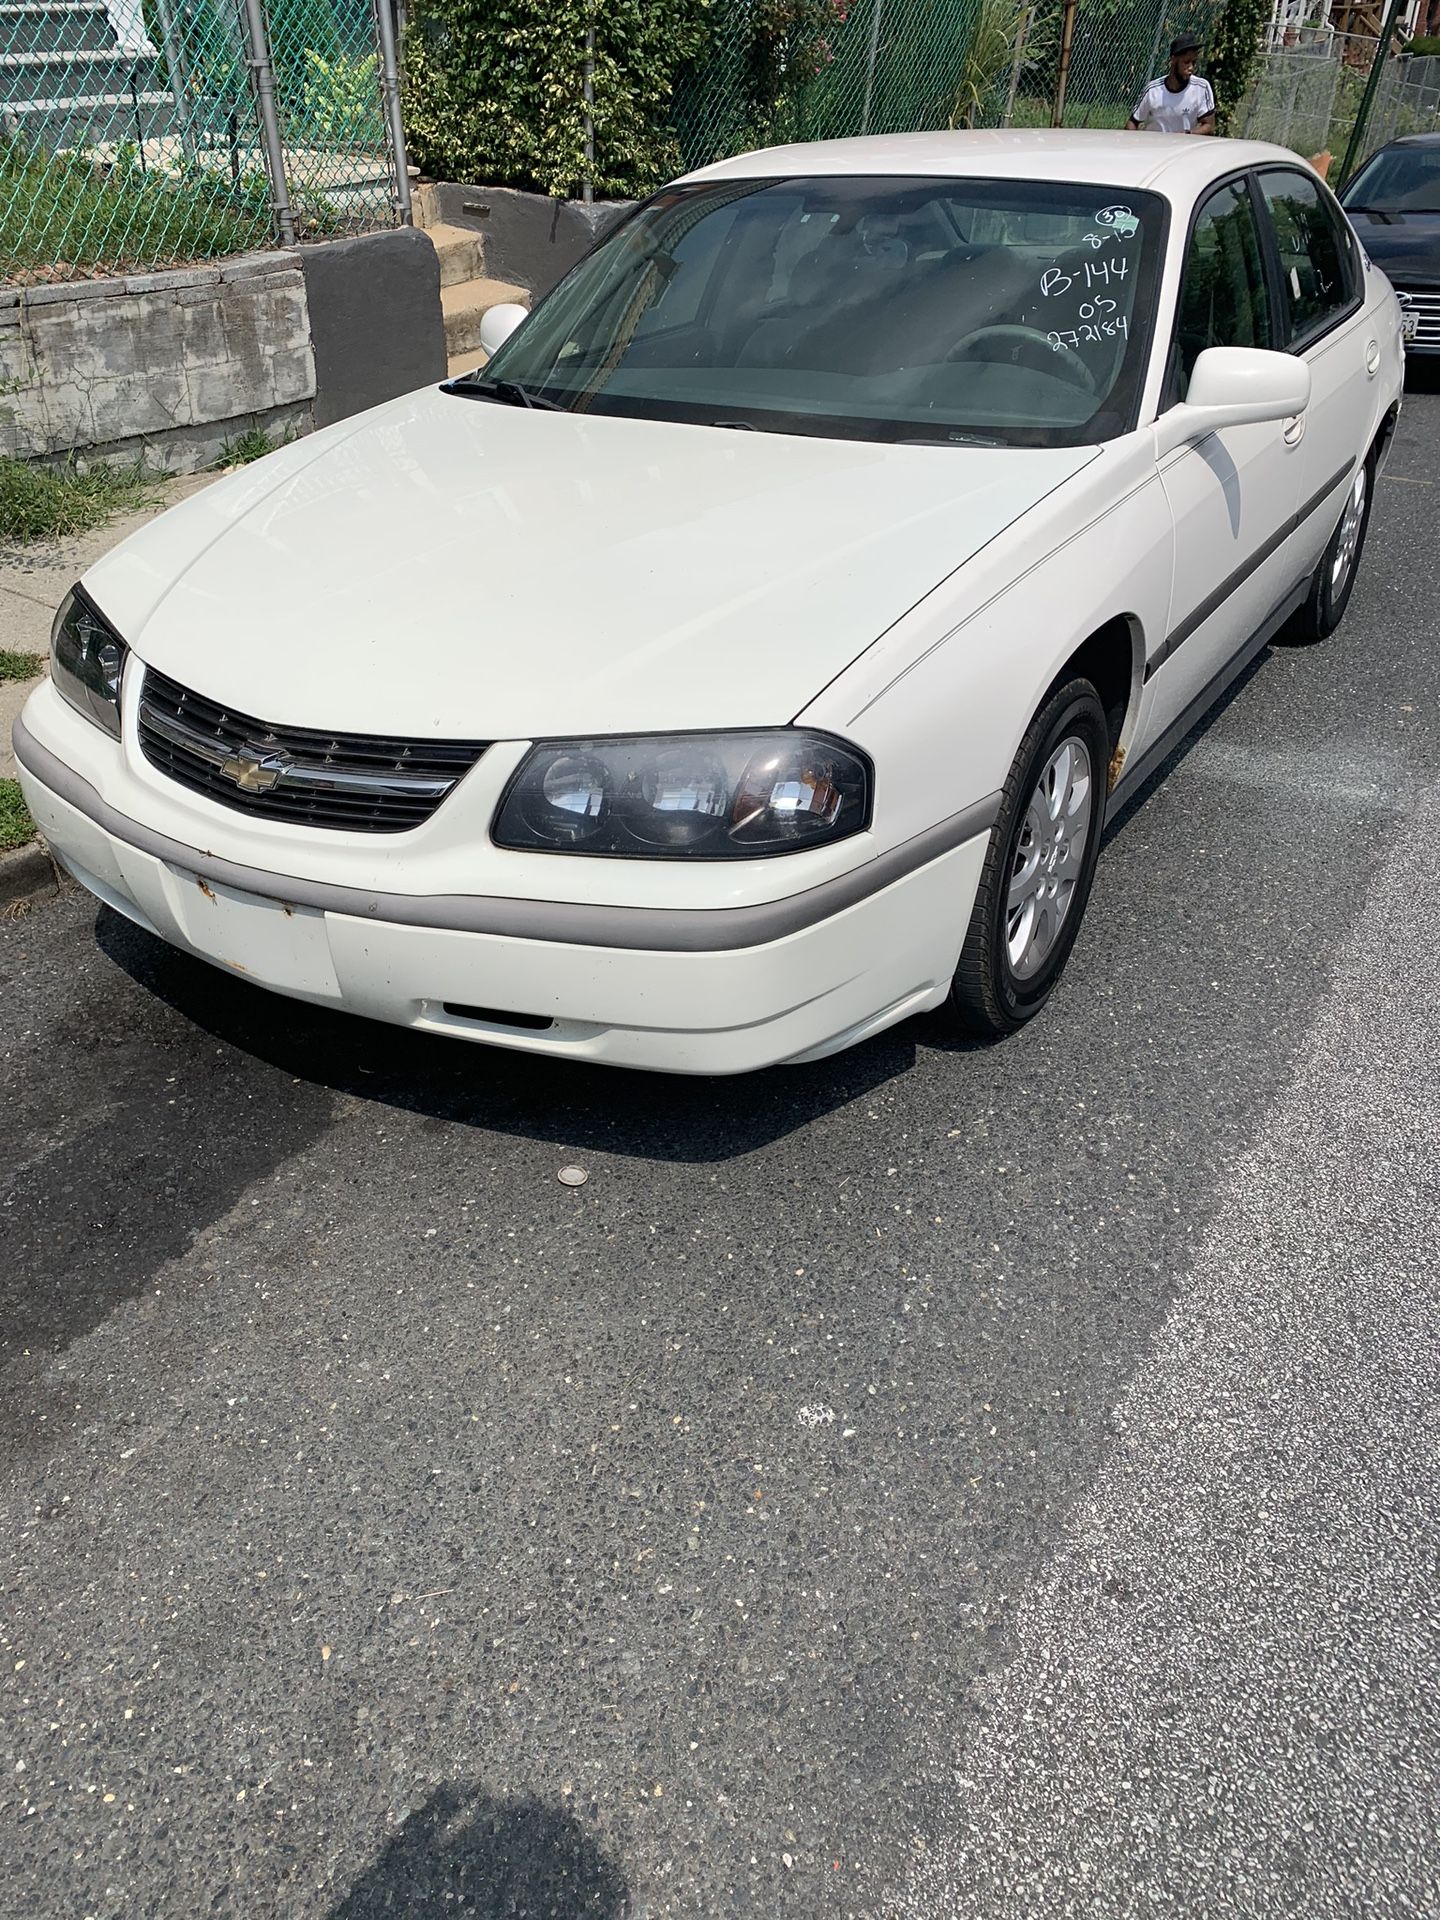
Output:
[{"xmin": 800, "ymin": 437, "xmax": 1173, "ymax": 850}]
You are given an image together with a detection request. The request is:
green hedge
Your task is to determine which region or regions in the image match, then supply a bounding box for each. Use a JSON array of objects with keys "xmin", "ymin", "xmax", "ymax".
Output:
[{"xmin": 402, "ymin": 0, "xmax": 710, "ymax": 200}]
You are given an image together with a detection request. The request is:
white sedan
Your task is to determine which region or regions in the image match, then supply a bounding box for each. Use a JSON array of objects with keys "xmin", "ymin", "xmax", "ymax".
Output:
[{"xmin": 16, "ymin": 131, "xmax": 1403, "ymax": 1074}]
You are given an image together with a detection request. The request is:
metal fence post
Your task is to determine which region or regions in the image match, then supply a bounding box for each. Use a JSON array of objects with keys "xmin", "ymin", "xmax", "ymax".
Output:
[
  {"xmin": 151, "ymin": 0, "xmax": 198, "ymax": 169},
  {"xmin": 1339, "ymin": 0, "xmax": 1407, "ymax": 185},
  {"xmin": 1052, "ymin": 0, "xmax": 1079, "ymax": 125},
  {"xmin": 372, "ymin": 0, "xmax": 413, "ymax": 224},
  {"xmin": 238, "ymin": 0, "xmax": 297, "ymax": 247},
  {"xmin": 582, "ymin": 11, "xmax": 595, "ymax": 205}
]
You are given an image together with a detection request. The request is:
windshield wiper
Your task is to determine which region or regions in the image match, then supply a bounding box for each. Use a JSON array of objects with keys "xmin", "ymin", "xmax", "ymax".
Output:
[
  {"xmin": 895, "ymin": 430, "xmax": 1009, "ymax": 448},
  {"xmin": 446, "ymin": 376, "xmax": 568, "ymax": 411},
  {"xmin": 1345, "ymin": 204, "xmax": 1397, "ymax": 223}
]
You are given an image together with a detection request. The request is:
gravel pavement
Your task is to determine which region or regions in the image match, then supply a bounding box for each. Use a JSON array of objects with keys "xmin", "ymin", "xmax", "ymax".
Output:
[{"xmin": 1, "ymin": 388, "xmax": 1437, "ymax": 1919}]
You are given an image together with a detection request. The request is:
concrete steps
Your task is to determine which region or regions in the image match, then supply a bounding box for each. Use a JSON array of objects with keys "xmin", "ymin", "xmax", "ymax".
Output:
[
  {"xmin": 440, "ymin": 275, "xmax": 528, "ymax": 362},
  {"xmin": 413, "ymin": 190, "xmax": 530, "ymax": 381},
  {"xmin": 0, "ymin": 0, "xmax": 176, "ymax": 151},
  {"xmin": 425, "ymin": 220, "xmax": 486, "ymax": 290},
  {"xmin": 0, "ymin": 3, "xmax": 119, "ymax": 54}
]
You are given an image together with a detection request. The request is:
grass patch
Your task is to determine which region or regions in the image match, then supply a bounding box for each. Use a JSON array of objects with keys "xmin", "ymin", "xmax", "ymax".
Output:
[
  {"xmin": 0, "ymin": 778, "xmax": 36, "ymax": 852},
  {"xmin": 1, "ymin": 141, "xmax": 271, "ymax": 280},
  {"xmin": 0, "ymin": 456, "xmax": 159, "ymax": 545},
  {"xmin": 0, "ymin": 648, "xmax": 44, "ymax": 682},
  {"xmin": 1, "ymin": 138, "xmax": 355, "ymax": 282},
  {"xmin": 214, "ymin": 427, "xmax": 281, "ymax": 470}
]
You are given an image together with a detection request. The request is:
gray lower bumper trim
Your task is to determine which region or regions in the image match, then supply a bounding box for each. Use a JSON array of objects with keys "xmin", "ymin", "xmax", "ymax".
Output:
[{"xmin": 14, "ymin": 715, "xmax": 999, "ymax": 954}]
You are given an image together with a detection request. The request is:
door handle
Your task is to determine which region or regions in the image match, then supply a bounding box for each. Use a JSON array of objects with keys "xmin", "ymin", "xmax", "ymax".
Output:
[
  {"xmin": 1283, "ymin": 414, "xmax": 1306, "ymax": 445},
  {"xmin": 1365, "ymin": 338, "xmax": 1381, "ymax": 375}
]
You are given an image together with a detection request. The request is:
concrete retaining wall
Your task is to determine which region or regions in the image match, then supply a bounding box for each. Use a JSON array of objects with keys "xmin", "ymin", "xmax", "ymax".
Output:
[
  {"xmin": 0, "ymin": 227, "xmax": 448, "ymax": 473},
  {"xmin": 0, "ymin": 253, "xmax": 316, "ymax": 472},
  {"xmin": 300, "ymin": 226, "xmax": 446, "ymax": 430}
]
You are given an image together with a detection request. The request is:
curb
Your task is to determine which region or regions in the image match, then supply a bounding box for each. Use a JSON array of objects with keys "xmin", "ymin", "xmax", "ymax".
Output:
[{"xmin": 0, "ymin": 838, "xmax": 62, "ymax": 914}]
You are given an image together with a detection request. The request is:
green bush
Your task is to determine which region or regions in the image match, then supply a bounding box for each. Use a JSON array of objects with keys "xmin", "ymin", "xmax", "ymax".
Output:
[
  {"xmin": 1404, "ymin": 34, "xmax": 1440, "ymax": 54},
  {"xmin": 300, "ymin": 48, "xmax": 382, "ymax": 144},
  {"xmin": 402, "ymin": 0, "xmax": 711, "ymax": 199},
  {"xmin": 1207, "ymin": 0, "xmax": 1272, "ymax": 135}
]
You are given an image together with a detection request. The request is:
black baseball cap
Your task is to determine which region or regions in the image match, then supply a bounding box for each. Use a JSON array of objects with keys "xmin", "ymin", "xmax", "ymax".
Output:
[{"xmin": 1170, "ymin": 31, "xmax": 1202, "ymax": 55}]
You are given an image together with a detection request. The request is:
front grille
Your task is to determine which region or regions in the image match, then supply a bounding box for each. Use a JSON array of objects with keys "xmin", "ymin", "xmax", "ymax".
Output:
[
  {"xmin": 137, "ymin": 669, "xmax": 488, "ymax": 833},
  {"xmin": 1397, "ymin": 286, "xmax": 1440, "ymax": 348}
]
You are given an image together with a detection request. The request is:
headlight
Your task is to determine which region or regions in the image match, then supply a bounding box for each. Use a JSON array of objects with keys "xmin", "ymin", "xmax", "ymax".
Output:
[
  {"xmin": 493, "ymin": 731, "xmax": 871, "ymax": 859},
  {"xmin": 52, "ymin": 587, "xmax": 127, "ymax": 739}
]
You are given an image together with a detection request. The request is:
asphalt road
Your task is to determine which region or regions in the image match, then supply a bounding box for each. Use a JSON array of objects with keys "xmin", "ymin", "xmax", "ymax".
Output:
[{"xmin": 3, "ymin": 382, "xmax": 1438, "ymax": 1920}]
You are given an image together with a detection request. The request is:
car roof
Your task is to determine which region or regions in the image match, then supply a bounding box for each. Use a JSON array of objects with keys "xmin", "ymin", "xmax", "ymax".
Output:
[{"xmin": 679, "ymin": 128, "xmax": 1316, "ymax": 201}]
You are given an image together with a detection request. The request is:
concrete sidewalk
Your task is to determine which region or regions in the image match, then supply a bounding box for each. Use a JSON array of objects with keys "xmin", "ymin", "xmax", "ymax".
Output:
[{"xmin": 0, "ymin": 470, "xmax": 216, "ymax": 781}]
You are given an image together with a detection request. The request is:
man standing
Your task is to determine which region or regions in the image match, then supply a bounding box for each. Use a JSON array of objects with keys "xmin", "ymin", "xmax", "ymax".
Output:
[{"xmin": 1127, "ymin": 33, "xmax": 1217, "ymax": 134}]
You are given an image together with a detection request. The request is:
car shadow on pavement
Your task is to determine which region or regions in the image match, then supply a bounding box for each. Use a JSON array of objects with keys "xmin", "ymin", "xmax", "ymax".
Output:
[
  {"xmin": 94, "ymin": 905, "xmax": 996, "ymax": 1165},
  {"xmin": 329, "ymin": 1784, "xmax": 629, "ymax": 1919}
]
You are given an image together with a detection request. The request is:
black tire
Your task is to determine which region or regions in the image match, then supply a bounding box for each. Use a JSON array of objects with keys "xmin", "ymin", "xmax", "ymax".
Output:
[
  {"xmin": 1283, "ymin": 453, "xmax": 1374, "ymax": 647},
  {"xmin": 948, "ymin": 677, "xmax": 1109, "ymax": 1039}
]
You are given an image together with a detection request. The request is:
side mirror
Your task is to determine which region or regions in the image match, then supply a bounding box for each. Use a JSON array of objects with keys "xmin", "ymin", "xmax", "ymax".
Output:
[
  {"xmin": 1153, "ymin": 346, "xmax": 1312, "ymax": 458},
  {"xmin": 478, "ymin": 302, "xmax": 528, "ymax": 358}
]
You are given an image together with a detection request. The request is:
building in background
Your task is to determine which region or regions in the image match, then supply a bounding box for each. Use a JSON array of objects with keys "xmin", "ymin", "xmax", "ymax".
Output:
[{"xmin": 1268, "ymin": 1, "xmax": 1440, "ymax": 43}]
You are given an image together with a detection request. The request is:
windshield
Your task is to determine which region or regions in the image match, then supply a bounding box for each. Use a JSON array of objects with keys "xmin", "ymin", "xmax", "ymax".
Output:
[
  {"xmin": 1343, "ymin": 146, "xmax": 1440, "ymax": 214},
  {"xmin": 474, "ymin": 176, "xmax": 1167, "ymax": 448}
]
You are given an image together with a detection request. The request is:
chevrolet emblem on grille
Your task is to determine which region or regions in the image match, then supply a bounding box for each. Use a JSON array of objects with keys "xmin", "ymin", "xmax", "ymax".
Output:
[{"xmin": 219, "ymin": 745, "xmax": 292, "ymax": 794}]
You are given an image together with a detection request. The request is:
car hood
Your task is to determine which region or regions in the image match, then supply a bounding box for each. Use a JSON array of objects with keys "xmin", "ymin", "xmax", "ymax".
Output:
[
  {"xmin": 1349, "ymin": 208, "xmax": 1440, "ymax": 282},
  {"xmin": 87, "ymin": 386, "xmax": 1098, "ymax": 739}
]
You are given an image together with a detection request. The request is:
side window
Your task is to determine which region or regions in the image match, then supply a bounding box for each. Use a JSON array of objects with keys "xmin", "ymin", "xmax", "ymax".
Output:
[
  {"xmin": 1172, "ymin": 178, "xmax": 1272, "ymax": 397},
  {"xmin": 1258, "ymin": 170, "xmax": 1356, "ymax": 347}
]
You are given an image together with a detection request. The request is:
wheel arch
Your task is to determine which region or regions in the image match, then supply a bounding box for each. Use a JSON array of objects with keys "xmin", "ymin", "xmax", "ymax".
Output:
[{"xmin": 1040, "ymin": 613, "xmax": 1145, "ymax": 790}]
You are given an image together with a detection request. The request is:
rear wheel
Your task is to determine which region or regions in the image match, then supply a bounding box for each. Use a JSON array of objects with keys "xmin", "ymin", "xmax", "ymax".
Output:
[
  {"xmin": 1285, "ymin": 456, "xmax": 1373, "ymax": 646},
  {"xmin": 948, "ymin": 677, "xmax": 1108, "ymax": 1038}
]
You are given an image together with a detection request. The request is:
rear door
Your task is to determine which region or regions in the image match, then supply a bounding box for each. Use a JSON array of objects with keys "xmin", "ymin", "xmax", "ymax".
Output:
[
  {"xmin": 1254, "ymin": 165, "xmax": 1374, "ymax": 576},
  {"xmin": 1148, "ymin": 173, "xmax": 1298, "ymax": 739}
]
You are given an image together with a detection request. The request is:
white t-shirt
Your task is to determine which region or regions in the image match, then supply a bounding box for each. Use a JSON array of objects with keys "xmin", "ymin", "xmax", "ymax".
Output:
[{"xmin": 1131, "ymin": 74, "xmax": 1215, "ymax": 133}]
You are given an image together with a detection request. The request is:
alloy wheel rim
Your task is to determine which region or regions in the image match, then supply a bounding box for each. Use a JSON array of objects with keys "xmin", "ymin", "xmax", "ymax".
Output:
[
  {"xmin": 1007, "ymin": 735, "xmax": 1094, "ymax": 982},
  {"xmin": 1330, "ymin": 465, "xmax": 1367, "ymax": 600}
]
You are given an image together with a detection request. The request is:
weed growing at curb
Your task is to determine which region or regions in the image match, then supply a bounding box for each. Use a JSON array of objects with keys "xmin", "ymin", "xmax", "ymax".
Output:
[
  {"xmin": 0, "ymin": 648, "xmax": 44, "ymax": 682},
  {"xmin": 213, "ymin": 427, "xmax": 285, "ymax": 469},
  {"xmin": 0, "ymin": 778, "xmax": 36, "ymax": 851},
  {"xmin": 0, "ymin": 458, "xmax": 158, "ymax": 545}
]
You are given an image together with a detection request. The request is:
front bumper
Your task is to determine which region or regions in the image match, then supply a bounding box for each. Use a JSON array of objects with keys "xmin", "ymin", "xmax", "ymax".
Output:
[{"xmin": 16, "ymin": 700, "xmax": 993, "ymax": 1075}]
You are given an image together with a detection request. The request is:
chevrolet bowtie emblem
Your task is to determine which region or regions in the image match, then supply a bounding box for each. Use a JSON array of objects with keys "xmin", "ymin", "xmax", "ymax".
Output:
[{"xmin": 219, "ymin": 744, "xmax": 292, "ymax": 794}]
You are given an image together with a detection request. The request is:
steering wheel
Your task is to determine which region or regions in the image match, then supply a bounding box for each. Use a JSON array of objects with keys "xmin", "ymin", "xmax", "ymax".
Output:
[{"xmin": 948, "ymin": 323, "xmax": 1098, "ymax": 394}]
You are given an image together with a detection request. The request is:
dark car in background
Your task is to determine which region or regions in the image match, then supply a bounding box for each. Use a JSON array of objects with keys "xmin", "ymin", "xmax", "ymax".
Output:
[{"xmin": 1341, "ymin": 133, "xmax": 1440, "ymax": 355}]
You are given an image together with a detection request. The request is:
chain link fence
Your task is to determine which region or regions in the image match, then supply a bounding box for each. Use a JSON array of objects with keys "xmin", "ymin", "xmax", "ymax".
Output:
[
  {"xmin": 1, "ymin": 0, "xmax": 406, "ymax": 283},
  {"xmin": 1237, "ymin": 30, "xmax": 1440, "ymax": 170},
  {"xmin": 11, "ymin": 0, "xmax": 1435, "ymax": 287},
  {"xmin": 673, "ymin": 0, "xmax": 1228, "ymax": 175}
]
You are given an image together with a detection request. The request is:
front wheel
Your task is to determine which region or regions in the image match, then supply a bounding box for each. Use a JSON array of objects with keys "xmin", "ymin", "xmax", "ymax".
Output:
[
  {"xmin": 1284, "ymin": 455, "xmax": 1373, "ymax": 646},
  {"xmin": 947, "ymin": 677, "xmax": 1109, "ymax": 1038}
]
